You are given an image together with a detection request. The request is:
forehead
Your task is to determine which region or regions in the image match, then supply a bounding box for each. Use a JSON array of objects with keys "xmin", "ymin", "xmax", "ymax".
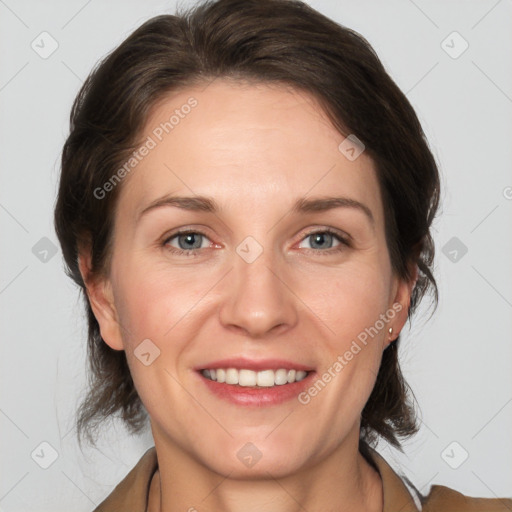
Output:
[{"xmin": 117, "ymin": 79, "xmax": 384, "ymax": 226}]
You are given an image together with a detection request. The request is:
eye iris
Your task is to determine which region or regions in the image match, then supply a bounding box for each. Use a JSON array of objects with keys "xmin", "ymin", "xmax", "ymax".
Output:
[
  {"xmin": 178, "ymin": 233, "xmax": 202, "ymax": 250},
  {"xmin": 310, "ymin": 232, "xmax": 333, "ymax": 249}
]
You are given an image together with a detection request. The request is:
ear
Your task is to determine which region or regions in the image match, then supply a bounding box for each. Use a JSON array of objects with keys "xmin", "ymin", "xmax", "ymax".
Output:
[
  {"xmin": 386, "ymin": 264, "xmax": 418, "ymax": 347},
  {"xmin": 78, "ymin": 245, "xmax": 124, "ymax": 351}
]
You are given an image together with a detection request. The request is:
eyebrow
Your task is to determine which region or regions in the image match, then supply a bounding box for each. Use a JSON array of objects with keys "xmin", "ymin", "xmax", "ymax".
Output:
[{"xmin": 137, "ymin": 194, "xmax": 375, "ymax": 226}]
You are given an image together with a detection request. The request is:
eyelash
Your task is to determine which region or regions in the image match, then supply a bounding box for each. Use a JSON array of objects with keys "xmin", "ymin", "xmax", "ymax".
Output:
[{"xmin": 162, "ymin": 228, "xmax": 350, "ymax": 257}]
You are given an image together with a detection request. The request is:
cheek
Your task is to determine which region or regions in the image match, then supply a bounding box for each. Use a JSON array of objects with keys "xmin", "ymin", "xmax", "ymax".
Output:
[
  {"xmin": 109, "ymin": 262, "xmax": 209, "ymax": 415},
  {"xmin": 299, "ymin": 266, "xmax": 391, "ymax": 416},
  {"xmin": 301, "ymin": 261, "xmax": 391, "ymax": 340},
  {"xmin": 111, "ymin": 258, "xmax": 216, "ymax": 346}
]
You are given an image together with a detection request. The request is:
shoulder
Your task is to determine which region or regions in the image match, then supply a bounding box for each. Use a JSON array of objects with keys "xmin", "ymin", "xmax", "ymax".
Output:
[
  {"xmin": 421, "ymin": 484, "xmax": 512, "ymax": 511},
  {"xmin": 92, "ymin": 447, "xmax": 158, "ymax": 512},
  {"xmin": 365, "ymin": 446, "xmax": 511, "ymax": 512}
]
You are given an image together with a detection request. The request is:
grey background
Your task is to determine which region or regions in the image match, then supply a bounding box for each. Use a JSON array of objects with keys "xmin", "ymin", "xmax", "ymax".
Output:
[{"xmin": 1, "ymin": 0, "xmax": 511, "ymax": 510}]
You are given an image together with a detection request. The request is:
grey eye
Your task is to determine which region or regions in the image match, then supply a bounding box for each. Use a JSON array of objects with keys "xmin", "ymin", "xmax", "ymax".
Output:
[
  {"xmin": 299, "ymin": 232, "xmax": 341, "ymax": 250},
  {"xmin": 167, "ymin": 232, "xmax": 209, "ymax": 250}
]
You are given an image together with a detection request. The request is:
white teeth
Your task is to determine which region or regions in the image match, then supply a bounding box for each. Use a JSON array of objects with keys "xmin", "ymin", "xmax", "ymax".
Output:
[
  {"xmin": 201, "ymin": 368, "xmax": 310, "ymax": 386},
  {"xmin": 225, "ymin": 368, "xmax": 239, "ymax": 385},
  {"xmin": 257, "ymin": 370, "xmax": 275, "ymax": 387},
  {"xmin": 274, "ymin": 369, "xmax": 288, "ymax": 385},
  {"xmin": 295, "ymin": 370, "xmax": 307, "ymax": 381},
  {"xmin": 238, "ymin": 369, "xmax": 257, "ymax": 387}
]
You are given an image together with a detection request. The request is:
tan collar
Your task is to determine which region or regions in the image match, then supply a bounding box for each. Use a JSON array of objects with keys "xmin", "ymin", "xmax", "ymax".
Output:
[{"xmin": 94, "ymin": 446, "xmax": 420, "ymax": 512}]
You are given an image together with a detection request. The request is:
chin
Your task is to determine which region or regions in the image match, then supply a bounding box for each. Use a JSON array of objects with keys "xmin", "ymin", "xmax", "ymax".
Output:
[
  {"xmin": 197, "ymin": 435, "xmax": 308, "ymax": 479},
  {"xmin": 207, "ymin": 454, "xmax": 303, "ymax": 480}
]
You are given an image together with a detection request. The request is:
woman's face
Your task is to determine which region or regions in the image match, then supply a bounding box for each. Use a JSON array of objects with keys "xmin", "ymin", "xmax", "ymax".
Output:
[{"xmin": 85, "ymin": 79, "xmax": 412, "ymax": 477}]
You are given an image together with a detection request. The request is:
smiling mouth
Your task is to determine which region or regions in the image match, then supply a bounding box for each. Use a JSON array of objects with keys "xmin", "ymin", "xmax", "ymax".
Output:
[{"xmin": 200, "ymin": 368, "xmax": 310, "ymax": 387}]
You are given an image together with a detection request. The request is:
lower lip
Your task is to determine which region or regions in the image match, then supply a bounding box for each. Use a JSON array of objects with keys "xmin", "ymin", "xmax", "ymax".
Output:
[{"xmin": 196, "ymin": 371, "xmax": 316, "ymax": 406}]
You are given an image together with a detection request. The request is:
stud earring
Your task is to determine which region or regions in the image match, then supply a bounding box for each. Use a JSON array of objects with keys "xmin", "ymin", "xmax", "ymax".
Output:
[{"xmin": 388, "ymin": 327, "xmax": 393, "ymax": 335}]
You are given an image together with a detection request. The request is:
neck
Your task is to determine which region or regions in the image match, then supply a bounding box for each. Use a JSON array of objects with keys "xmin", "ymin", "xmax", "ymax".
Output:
[{"xmin": 148, "ymin": 427, "xmax": 383, "ymax": 512}]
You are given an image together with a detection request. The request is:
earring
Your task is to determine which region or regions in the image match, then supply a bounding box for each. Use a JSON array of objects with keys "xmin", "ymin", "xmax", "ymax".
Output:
[{"xmin": 388, "ymin": 327, "xmax": 393, "ymax": 335}]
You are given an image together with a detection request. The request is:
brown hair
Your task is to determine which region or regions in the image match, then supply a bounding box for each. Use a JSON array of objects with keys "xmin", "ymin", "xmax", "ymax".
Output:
[{"xmin": 54, "ymin": 0, "xmax": 440, "ymax": 457}]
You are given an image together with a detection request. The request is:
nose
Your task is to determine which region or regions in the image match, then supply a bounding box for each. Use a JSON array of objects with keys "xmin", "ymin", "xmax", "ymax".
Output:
[{"xmin": 219, "ymin": 248, "xmax": 298, "ymax": 338}]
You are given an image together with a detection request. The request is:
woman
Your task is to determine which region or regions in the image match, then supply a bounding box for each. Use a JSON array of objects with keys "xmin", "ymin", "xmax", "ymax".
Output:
[{"xmin": 54, "ymin": 0, "xmax": 511, "ymax": 510}]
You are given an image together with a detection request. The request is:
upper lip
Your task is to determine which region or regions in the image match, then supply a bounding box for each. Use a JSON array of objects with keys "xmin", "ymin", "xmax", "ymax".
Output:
[{"xmin": 194, "ymin": 357, "xmax": 315, "ymax": 372}]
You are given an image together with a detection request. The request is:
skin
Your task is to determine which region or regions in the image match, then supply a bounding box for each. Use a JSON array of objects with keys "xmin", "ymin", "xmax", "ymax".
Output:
[{"xmin": 79, "ymin": 79, "xmax": 415, "ymax": 512}]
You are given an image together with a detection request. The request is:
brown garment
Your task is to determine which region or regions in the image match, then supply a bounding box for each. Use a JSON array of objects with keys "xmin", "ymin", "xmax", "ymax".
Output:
[{"xmin": 92, "ymin": 446, "xmax": 512, "ymax": 512}]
